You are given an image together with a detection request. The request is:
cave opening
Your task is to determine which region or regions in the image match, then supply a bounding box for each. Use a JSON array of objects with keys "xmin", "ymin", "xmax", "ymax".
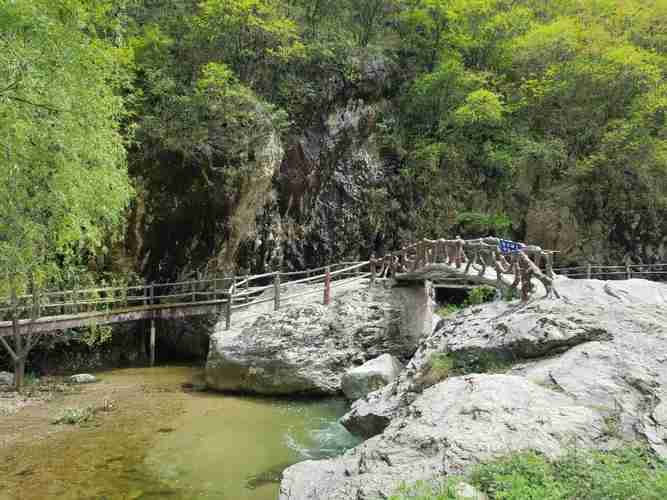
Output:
[{"xmin": 434, "ymin": 286, "xmax": 472, "ymax": 306}]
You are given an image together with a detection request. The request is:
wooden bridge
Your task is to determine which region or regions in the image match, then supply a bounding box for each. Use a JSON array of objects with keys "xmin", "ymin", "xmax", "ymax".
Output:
[{"xmin": 1, "ymin": 236, "xmax": 665, "ymax": 364}]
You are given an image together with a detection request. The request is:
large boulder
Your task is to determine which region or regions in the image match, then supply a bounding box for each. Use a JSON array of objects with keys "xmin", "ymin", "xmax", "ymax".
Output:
[
  {"xmin": 341, "ymin": 354, "xmax": 403, "ymax": 400},
  {"xmin": 281, "ymin": 375, "xmax": 604, "ymax": 499},
  {"xmin": 69, "ymin": 374, "xmax": 97, "ymax": 384},
  {"xmin": 282, "ymin": 277, "xmax": 667, "ymax": 499},
  {"xmin": 205, "ymin": 285, "xmax": 429, "ymax": 395},
  {"xmin": 342, "ymin": 278, "xmax": 667, "ymax": 438}
]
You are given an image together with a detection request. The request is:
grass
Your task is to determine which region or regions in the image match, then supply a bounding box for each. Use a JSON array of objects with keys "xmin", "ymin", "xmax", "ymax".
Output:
[
  {"xmin": 391, "ymin": 447, "xmax": 667, "ymax": 500},
  {"xmin": 436, "ymin": 304, "xmax": 461, "ymax": 317},
  {"xmin": 416, "ymin": 350, "xmax": 514, "ymax": 389}
]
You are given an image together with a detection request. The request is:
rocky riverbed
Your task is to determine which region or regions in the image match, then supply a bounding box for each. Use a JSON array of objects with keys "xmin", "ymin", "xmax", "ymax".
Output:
[{"xmin": 278, "ymin": 277, "xmax": 667, "ymax": 499}]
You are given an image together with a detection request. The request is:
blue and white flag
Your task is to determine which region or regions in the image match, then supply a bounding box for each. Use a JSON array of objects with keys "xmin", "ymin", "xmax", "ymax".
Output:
[{"xmin": 499, "ymin": 239, "xmax": 525, "ymax": 255}]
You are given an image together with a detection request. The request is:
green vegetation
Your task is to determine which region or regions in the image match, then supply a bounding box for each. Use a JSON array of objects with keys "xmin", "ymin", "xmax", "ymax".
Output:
[
  {"xmin": 418, "ymin": 353, "xmax": 455, "ymax": 387},
  {"xmin": 464, "ymin": 286, "xmax": 497, "ymax": 307},
  {"xmin": 392, "ymin": 448, "xmax": 667, "ymax": 500},
  {"xmin": 3, "ymin": 0, "xmax": 667, "ymax": 378},
  {"xmin": 53, "ymin": 406, "xmax": 95, "ymax": 426},
  {"xmin": 0, "ymin": 0, "xmax": 132, "ymax": 390},
  {"xmin": 435, "ymin": 304, "xmax": 461, "ymax": 317},
  {"xmin": 418, "ymin": 349, "xmax": 513, "ymax": 388},
  {"xmin": 436, "ymin": 286, "xmax": 497, "ymax": 317}
]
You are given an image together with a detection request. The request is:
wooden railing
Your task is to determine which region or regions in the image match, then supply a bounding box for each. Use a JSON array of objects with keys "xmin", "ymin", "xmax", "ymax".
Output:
[
  {"xmin": 0, "ymin": 261, "xmax": 372, "ymax": 336},
  {"xmin": 3, "ymin": 235, "xmax": 666, "ymax": 340},
  {"xmin": 553, "ymin": 263, "xmax": 667, "ymax": 281},
  {"xmin": 371, "ymin": 236, "xmax": 558, "ymax": 300}
]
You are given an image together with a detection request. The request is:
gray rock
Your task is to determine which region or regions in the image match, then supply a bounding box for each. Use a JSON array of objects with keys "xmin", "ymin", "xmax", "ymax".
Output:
[
  {"xmin": 69, "ymin": 374, "xmax": 97, "ymax": 384},
  {"xmin": 281, "ymin": 374, "xmax": 604, "ymax": 499},
  {"xmin": 341, "ymin": 354, "xmax": 403, "ymax": 400},
  {"xmin": 206, "ymin": 285, "xmax": 429, "ymax": 395},
  {"xmin": 282, "ymin": 278, "xmax": 667, "ymax": 499},
  {"xmin": 342, "ymin": 277, "xmax": 667, "ymax": 438},
  {"xmin": 0, "ymin": 371, "xmax": 14, "ymax": 386},
  {"xmin": 456, "ymin": 482, "xmax": 488, "ymax": 500}
]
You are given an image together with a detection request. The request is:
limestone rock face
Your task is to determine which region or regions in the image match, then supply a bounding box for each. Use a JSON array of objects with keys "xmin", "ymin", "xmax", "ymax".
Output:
[
  {"xmin": 341, "ymin": 354, "xmax": 403, "ymax": 401},
  {"xmin": 205, "ymin": 285, "xmax": 427, "ymax": 395},
  {"xmin": 0, "ymin": 371, "xmax": 14, "ymax": 386},
  {"xmin": 282, "ymin": 278, "xmax": 667, "ymax": 499}
]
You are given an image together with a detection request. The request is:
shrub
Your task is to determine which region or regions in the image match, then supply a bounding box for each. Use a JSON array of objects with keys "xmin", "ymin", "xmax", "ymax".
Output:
[
  {"xmin": 464, "ymin": 286, "xmax": 497, "ymax": 307},
  {"xmin": 53, "ymin": 406, "xmax": 95, "ymax": 425}
]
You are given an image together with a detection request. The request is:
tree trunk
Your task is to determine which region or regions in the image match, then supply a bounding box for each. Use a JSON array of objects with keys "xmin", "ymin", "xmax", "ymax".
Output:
[{"xmin": 14, "ymin": 357, "xmax": 25, "ymax": 392}]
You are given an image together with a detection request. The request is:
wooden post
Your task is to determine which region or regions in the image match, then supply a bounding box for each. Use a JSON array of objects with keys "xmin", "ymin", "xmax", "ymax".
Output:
[
  {"xmin": 587, "ymin": 263, "xmax": 592, "ymax": 280},
  {"xmin": 323, "ymin": 266, "xmax": 331, "ymax": 305},
  {"xmin": 455, "ymin": 237, "xmax": 463, "ymax": 268},
  {"xmin": 225, "ymin": 280, "xmax": 234, "ymax": 331},
  {"xmin": 214, "ymin": 276, "xmax": 221, "ymax": 314},
  {"xmin": 626, "ymin": 263, "xmax": 632, "ymax": 280},
  {"xmin": 274, "ymin": 272, "xmax": 281, "ymax": 311},
  {"xmin": 370, "ymin": 255, "xmax": 376, "ymax": 288},
  {"xmin": 545, "ymin": 253, "xmax": 553, "ymax": 279},
  {"xmin": 148, "ymin": 282, "xmax": 156, "ymax": 366},
  {"xmin": 149, "ymin": 318, "xmax": 156, "ymax": 367}
]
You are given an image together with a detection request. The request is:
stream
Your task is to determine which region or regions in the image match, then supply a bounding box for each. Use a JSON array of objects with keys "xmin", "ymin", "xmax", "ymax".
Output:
[{"xmin": 0, "ymin": 366, "xmax": 360, "ymax": 500}]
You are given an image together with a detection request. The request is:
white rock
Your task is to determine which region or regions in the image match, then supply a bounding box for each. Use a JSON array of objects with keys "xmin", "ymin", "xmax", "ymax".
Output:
[
  {"xmin": 341, "ymin": 354, "xmax": 403, "ymax": 400},
  {"xmin": 205, "ymin": 285, "xmax": 429, "ymax": 395},
  {"xmin": 69, "ymin": 374, "xmax": 97, "ymax": 384},
  {"xmin": 0, "ymin": 371, "xmax": 14, "ymax": 386},
  {"xmin": 281, "ymin": 278, "xmax": 667, "ymax": 499}
]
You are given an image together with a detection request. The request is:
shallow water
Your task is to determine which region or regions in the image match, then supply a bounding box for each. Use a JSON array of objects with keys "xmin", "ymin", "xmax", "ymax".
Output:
[{"xmin": 0, "ymin": 366, "xmax": 360, "ymax": 500}]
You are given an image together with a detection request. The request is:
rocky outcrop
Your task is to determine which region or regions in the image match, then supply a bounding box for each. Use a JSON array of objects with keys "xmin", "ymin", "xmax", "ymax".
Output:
[
  {"xmin": 281, "ymin": 277, "xmax": 667, "ymax": 499},
  {"xmin": 241, "ymin": 56, "xmax": 399, "ymax": 273},
  {"xmin": 341, "ymin": 354, "xmax": 403, "ymax": 400},
  {"xmin": 205, "ymin": 284, "xmax": 430, "ymax": 395}
]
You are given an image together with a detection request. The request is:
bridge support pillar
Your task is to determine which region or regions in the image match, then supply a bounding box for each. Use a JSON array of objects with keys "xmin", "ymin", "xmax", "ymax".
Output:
[{"xmin": 149, "ymin": 318, "xmax": 156, "ymax": 367}]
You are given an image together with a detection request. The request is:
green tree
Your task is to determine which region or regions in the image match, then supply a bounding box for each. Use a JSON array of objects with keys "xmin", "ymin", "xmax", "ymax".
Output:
[{"xmin": 0, "ymin": 0, "xmax": 132, "ymax": 390}]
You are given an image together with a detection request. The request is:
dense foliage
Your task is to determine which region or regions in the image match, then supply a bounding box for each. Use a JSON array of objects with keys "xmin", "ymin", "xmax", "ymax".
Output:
[
  {"xmin": 3, "ymin": 0, "xmax": 667, "ymax": 281},
  {"xmin": 391, "ymin": 447, "xmax": 667, "ymax": 499}
]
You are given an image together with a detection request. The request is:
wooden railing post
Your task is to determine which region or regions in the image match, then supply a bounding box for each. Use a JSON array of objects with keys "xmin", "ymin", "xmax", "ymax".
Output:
[
  {"xmin": 626, "ymin": 263, "xmax": 632, "ymax": 280},
  {"xmin": 370, "ymin": 255, "xmax": 376, "ymax": 288},
  {"xmin": 274, "ymin": 272, "xmax": 281, "ymax": 311},
  {"xmin": 324, "ymin": 266, "xmax": 331, "ymax": 305},
  {"xmin": 225, "ymin": 279, "xmax": 235, "ymax": 331},
  {"xmin": 545, "ymin": 252, "xmax": 554, "ymax": 279},
  {"xmin": 149, "ymin": 282, "xmax": 156, "ymax": 367},
  {"xmin": 587, "ymin": 263, "xmax": 592, "ymax": 280},
  {"xmin": 149, "ymin": 318, "xmax": 156, "ymax": 367}
]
